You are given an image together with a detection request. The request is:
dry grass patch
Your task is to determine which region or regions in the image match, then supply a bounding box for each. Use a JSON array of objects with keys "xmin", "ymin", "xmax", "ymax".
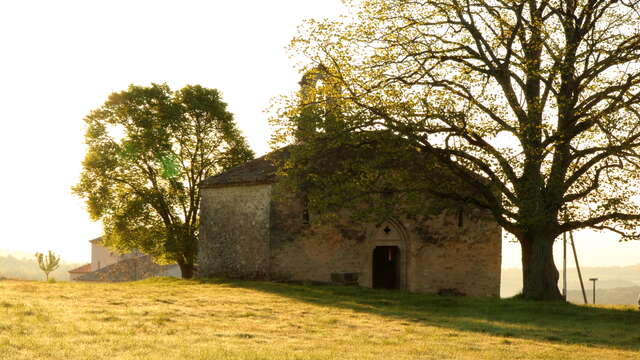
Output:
[{"xmin": 0, "ymin": 278, "xmax": 637, "ymax": 359}]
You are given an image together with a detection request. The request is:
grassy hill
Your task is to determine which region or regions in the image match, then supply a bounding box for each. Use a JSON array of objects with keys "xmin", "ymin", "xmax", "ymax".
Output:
[
  {"xmin": 0, "ymin": 278, "xmax": 638, "ymax": 359},
  {"xmin": 567, "ymin": 286, "xmax": 640, "ymax": 305}
]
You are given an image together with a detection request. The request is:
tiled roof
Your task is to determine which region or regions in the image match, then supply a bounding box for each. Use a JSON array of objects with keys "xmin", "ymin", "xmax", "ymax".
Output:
[
  {"xmin": 68, "ymin": 263, "xmax": 92, "ymax": 274},
  {"xmin": 200, "ymin": 147, "xmax": 291, "ymax": 189}
]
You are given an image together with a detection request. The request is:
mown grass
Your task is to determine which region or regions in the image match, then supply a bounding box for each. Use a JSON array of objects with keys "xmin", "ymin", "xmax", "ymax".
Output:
[{"xmin": 0, "ymin": 278, "xmax": 638, "ymax": 359}]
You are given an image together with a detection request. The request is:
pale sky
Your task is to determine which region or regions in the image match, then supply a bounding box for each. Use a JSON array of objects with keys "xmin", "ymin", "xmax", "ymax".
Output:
[{"xmin": 0, "ymin": 1, "xmax": 638, "ymax": 269}]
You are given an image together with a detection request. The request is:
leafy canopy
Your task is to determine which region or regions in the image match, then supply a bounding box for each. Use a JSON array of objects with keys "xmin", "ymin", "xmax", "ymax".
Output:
[
  {"xmin": 74, "ymin": 84, "xmax": 254, "ymax": 277},
  {"xmin": 273, "ymin": 0, "xmax": 640, "ymax": 299}
]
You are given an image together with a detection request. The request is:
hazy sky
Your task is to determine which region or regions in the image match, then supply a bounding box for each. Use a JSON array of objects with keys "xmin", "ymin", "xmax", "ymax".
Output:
[{"xmin": 0, "ymin": 1, "xmax": 638, "ymax": 269}]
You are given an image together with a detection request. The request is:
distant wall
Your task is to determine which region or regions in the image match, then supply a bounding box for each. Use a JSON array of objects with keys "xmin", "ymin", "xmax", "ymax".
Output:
[
  {"xmin": 198, "ymin": 184, "xmax": 272, "ymax": 278},
  {"xmin": 77, "ymin": 256, "xmax": 180, "ymax": 282},
  {"xmin": 69, "ymin": 271, "xmax": 87, "ymax": 281},
  {"xmin": 91, "ymin": 243, "xmax": 122, "ymax": 272}
]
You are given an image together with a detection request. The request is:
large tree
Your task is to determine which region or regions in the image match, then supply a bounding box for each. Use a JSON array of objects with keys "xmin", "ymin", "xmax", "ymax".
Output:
[
  {"xmin": 74, "ymin": 84, "xmax": 254, "ymax": 278},
  {"xmin": 273, "ymin": 0, "xmax": 640, "ymax": 299}
]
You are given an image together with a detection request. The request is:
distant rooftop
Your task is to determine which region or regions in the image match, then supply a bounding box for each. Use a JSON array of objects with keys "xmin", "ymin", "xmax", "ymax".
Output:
[{"xmin": 68, "ymin": 263, "xmax": 92, "ymax": 274}]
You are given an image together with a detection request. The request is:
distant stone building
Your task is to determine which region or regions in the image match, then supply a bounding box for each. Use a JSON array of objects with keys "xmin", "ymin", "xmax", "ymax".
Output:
[
  {"xmin": 197, "ymin": 150, "xmax": 502, "ymax": 297},
  {"xmin": 68, "ymin": 263, "xmax": 92, "ymax": 281},
  {"xmin": 88, "ymin": 237, "xmax": 129, "ymax": 272},
  {"xmin": 68, "ymin": 237, "xmax": 181, "ymax": 282}
]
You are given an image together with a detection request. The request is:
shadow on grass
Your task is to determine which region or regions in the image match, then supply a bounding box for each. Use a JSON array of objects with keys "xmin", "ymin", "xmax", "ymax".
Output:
[{"xmin": 192, "ymin": 278, "xmax": 640, "ymax": 351}]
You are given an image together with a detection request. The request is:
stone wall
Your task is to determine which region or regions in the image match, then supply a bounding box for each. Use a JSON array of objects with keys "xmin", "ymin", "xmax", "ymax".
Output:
[
  {"xmin": 404, "ymin": 210, "xmax": 502, "ymax": 297},
  {"xmin": 69, "ymin": 272, "xmax": 86, "ymax": 281},
  {"xmin": 268, "ymin": 182, "xmax": 502, "ymax": 297},
  {"xmin": 91, "ymin": 242, "xmax": 122, "ymax": 272},
  {"xmin": 267, "ymin": 183, "xmax": 361, "ymax": 283},
  {"xmin": 197, "ymin": 181, "xmax": 501, "ymax": 297},
  {"xmin": 77, "ymin": 256, "xmax": 179, "ymax": 282},
  {"xmin": 270, "ymin": 224, "xmax": 367, "ymax": 283},
  {"xmin": 198, "ymin": 184, "xmax": 272, "ymax": 278}
]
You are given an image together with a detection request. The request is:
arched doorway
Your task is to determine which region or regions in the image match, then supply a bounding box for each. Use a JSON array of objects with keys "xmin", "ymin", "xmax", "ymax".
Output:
[{"xmin": 372, "ymin": 246, "xmax": 400, "ymax": 289}]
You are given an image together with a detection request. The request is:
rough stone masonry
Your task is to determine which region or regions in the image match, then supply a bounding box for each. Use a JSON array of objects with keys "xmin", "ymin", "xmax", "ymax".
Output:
[{"xmin": 197, "ymin": 149, "xmax": 502, "ymax": 297}]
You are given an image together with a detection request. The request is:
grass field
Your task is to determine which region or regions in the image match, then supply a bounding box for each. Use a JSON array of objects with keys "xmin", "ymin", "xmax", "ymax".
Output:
[{"xmin": 0, "ymin": 278, "xmax": 638, "ymax": 359}]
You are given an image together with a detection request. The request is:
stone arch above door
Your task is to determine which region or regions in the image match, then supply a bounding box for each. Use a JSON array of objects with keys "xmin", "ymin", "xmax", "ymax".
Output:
[
  {"xmin": 371, "ymin": 218, "xmax": 410, "ymax": 241},
  {"xmin": 364, "ymin": 218, "xmax": 409, "ymax": 290}
]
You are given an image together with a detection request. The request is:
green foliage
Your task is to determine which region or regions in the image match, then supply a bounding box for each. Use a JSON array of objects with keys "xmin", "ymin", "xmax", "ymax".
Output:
[
  {"xmin": 280, "ymin": 117, "xmax": 469, "ymax": 225},
  {"xmin": 274, "ymin": 0, "xmax": 640, "ymax": 300},
  {"xmin": 73, "ymin": 83, "xmax": 254, "ymax": 277},
  {"xmin": 34, "ymin": 251, "xmax": 61, "ymax": 281}
]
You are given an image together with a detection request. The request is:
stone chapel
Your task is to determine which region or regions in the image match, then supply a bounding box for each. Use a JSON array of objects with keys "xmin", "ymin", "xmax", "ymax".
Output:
[{"xmin": 196, "ymin": 148, "xmax": 502, "ymax": 297}]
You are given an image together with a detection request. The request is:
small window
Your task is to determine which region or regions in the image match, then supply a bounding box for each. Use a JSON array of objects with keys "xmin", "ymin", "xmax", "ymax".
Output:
[{"xmin": 302, "ymin": 195, "xmax": 310, "ymax": 225}]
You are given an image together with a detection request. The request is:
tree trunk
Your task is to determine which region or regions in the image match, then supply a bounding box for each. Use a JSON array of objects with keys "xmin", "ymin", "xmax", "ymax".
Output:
[
  {"xmin": 520, "ymin": 232, "xmax": 563, "ymax": 300},
  {"xmin": 178, "ymin": 262, "xmax": 194, "ymax": 279}
]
